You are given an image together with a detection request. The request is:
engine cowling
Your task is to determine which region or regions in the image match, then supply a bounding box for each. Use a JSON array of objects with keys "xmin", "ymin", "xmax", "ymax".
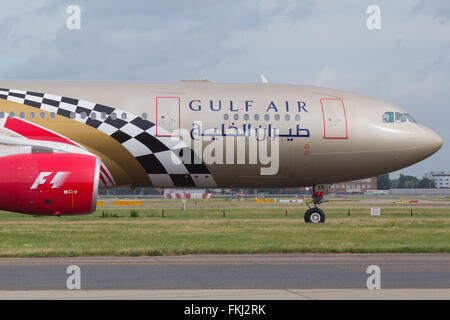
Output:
[{"xmin": 0, "ymin": 153, "xmax": 100, "ymax": 215}]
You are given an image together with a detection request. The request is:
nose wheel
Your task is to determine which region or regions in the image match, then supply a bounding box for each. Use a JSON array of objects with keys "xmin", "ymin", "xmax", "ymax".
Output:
[
  {"xmin": 304, "ymin": 207, "xmax": 325, "ymax": 223},
  {"xmin": 304, "ymin": 184, "xmax": 328, "ymax": 223}
]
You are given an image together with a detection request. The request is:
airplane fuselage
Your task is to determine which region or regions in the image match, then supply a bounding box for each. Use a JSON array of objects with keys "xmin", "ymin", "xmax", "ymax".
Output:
[{"xmin": 0, "ymin": 81, "xmax": 442, "ymax": 189}]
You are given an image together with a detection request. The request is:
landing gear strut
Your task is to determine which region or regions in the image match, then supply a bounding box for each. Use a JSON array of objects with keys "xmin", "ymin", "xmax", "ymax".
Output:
[{"xmin": 304, "ymin": 185, "xmax": 328, "ymax": 223}]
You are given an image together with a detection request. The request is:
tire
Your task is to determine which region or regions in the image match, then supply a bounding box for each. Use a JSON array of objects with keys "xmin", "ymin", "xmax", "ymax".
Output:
[{"xmin": 304, "ymin": 208, "xmax": 326, "ymax": 223}]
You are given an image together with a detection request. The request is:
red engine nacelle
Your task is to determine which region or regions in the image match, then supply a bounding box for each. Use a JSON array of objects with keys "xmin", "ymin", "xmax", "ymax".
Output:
[{"xmin": 0, "ymin": 153, "xmax": 100, "ymax": 215}]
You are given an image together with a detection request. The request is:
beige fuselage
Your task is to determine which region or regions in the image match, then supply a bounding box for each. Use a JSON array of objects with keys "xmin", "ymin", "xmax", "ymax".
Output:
[{"xmin": 0, "ymin": 81, "xmax": 442, "ymax": 188}]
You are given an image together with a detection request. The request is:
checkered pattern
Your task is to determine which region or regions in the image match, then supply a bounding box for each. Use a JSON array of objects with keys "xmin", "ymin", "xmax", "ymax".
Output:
[{"xmin": 0, "ymin": 88, "xmax": 216, "ymax": 188}]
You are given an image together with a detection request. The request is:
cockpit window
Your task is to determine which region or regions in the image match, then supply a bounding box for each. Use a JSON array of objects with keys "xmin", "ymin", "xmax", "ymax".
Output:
[
  {"xmin": 384, "ymin": 111, "xmax": 416, "ymax": 124},
  {"xmin": 383, "ymin": 112, "xmax": 394, "ymax": 123},
  {"xmin": 395, "ymin": 112, "xmax": 406, "ymax": 123},
  {"xmin": 403, "ymin": 113, "xmax": 417, "ymax": 123}
]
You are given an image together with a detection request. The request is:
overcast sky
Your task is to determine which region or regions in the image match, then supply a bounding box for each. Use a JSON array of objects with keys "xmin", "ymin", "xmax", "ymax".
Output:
[{"xmin": 0, "ymin": 0, "xmax": 449, "ymax": 178}]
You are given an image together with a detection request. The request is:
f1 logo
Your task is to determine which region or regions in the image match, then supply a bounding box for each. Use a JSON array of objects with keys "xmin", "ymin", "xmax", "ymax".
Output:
[{"xmin": 31, "ymin": 172, "xmax": 70, "ymax": 189}]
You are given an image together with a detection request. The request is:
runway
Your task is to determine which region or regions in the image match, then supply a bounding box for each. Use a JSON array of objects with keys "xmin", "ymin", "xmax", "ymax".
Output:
[{"xmin": 0, "ymin": 254, "xmax": 448, "ymax": 299}]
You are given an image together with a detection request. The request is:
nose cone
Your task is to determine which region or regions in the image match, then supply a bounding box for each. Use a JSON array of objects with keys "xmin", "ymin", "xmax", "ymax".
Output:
[{"xmin": 422, "ymin": 126, "xmax": 443, "ymax": 157}]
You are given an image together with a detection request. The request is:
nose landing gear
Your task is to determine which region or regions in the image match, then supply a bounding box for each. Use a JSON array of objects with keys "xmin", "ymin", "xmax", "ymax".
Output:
[
  {"xmin": 304, "ymin": 184, "xmax": 328, "ymax": 223},
  {"xmin": 304, "ymin": 207, "xmax": 325, "ymax": 223}
]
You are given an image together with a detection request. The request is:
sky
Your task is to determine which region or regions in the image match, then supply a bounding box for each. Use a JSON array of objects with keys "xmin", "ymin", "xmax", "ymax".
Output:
[{"xmin": 0, "ymin": 0, "xmax": 449, "ymax": 179}]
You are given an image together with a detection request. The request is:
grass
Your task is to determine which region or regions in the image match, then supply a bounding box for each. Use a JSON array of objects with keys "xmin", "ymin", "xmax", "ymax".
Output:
[{"xmin": 0, "ymin": 200, "xmax": 448, "ymax": 257}]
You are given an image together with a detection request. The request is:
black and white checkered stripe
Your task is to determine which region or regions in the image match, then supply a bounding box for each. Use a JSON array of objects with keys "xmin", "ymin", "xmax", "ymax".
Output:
[{"xmin": 0, "ymin": 88, "xmax": 216, "ymax": 188}]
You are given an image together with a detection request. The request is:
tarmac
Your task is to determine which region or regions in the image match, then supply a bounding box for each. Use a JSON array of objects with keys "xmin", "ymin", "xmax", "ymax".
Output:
[{"xmin": 0, "ymin": 254, "xmax": 448, "ymax": 299}]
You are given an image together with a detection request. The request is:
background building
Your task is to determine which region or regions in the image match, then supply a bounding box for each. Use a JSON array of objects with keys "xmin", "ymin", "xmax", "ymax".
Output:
[
  {"xmin": 330, "ymin": 177, "xmax": 377, "ymax": 194},
  {"xmin": 424, "ymin": 172, "xmax": 450, "ymax": 188},
  {"xmin": 164, "ymin": 189, "xmax": 213, "ymax": 199}
]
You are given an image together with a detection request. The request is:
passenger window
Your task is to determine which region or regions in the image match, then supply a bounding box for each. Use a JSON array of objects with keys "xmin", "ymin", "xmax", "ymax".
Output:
[
  {"xmin": 285, "ymin": 114, "xmax": 290, "ymax": 121},
  {"xmin": 223, "ymin": 114, "xmax": 229, "ymax": 121},
  {"xmin": 274, "ymin": 114, "xmax": 280, "ymax": 121},
  {"xmin": 19, "ymin": 112, "xmax": 25, "ymax": 119},
  {"xmin": 264, "ymin": 114, "xmax": 270, "ymax": 121},
  {"xmin": 403, "ymin": 113, "xmax": 417, "ymax": 123},
  {"xmin": 50, "ymin": 112, "xmax": 56, "ymax": 119},
  {"xmin": 141, "ymin": 113, "xmax": 147, "ymax": 120},
  {"xmin": 254, "ymin": 114, "xmax": 259, "ymax": 121},
  {"xmin": 0, "ymin": 112, "xmax": 4, "ymax": 118},
  {"xmin": 30, "ymin": 112, "xmax": 35, "ymax": 119},
  {"xmin": 395, "ymin": 112, "xmax": 406, "ymax": 123},
  {"xmin": 70, "ymin": 112, "xmax": 76, "ymax": 119},
  {"xmin": 40, "ymin": 112, "xmax": 45, "ymax": 119},
  {"xmin": 244, "ymin": 114, "xmax": 249, "ymax": 121},
  {"xmin": 111, "ymin": 113, "xmax": 117, "ymax": 120},
  {"xmin": 295, "ymin": 114, "xmax": 300, "ymax": 121},
  {"xmin": 383, "ymin": 112, "xmax": 394, "ymax": 123},
  {"xmin": 80, "ymin": 112, "xmax": 86, "ymax": 119},
  {"xmin": 121, "ymin": 113, "xmax": 127, "ymax": 120},
  {"xmin": 101, "ymin": 112, "xmax": 107, "ymax": 120},
  {"xmin": 90, "ymin": 112, "xmax": 96, "ymax": 119},
  {"xmin": 233, "ymin": 114, "xmax": 239, "ymax": 121},
  {"xmin": 9, "ymin": 112, "xmax": 15, "ymax": 119}
]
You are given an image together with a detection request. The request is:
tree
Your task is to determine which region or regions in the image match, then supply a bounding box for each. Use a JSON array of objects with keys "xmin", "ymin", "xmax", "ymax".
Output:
[
  {"xmin": 377, "ymin": 174, "xmax": 391, "ymax": 190},
  {"xmin": 417, "ymin": 178, "xmax": 435, "ymax": 189},
  {"xmin": 397, "ymin": 174, "xmax": 419, "ymax": 189}
]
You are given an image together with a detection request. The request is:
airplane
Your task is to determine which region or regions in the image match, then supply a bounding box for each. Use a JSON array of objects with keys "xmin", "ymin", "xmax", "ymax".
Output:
[{"xmin": 0, "ymin": 80, "xmax": 442, "ymax": 223}]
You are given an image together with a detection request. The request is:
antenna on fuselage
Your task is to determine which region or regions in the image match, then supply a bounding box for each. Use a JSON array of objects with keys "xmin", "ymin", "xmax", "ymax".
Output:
[{"xmin": 260, "ymin": 74, "xmax": 269, "ymax": 83}]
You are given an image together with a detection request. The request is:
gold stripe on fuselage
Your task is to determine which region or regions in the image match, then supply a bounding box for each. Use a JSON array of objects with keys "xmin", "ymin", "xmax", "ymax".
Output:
[{"xmin": 0, "ymin": 99, "xmax": 150, "ymax": 187}]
